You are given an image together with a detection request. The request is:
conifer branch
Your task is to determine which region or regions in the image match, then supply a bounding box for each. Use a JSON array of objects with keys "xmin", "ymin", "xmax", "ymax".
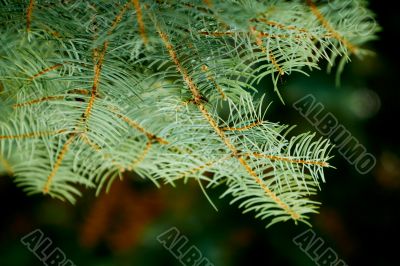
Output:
[
  {"xmin": 247, "ymin": 152, "xmax": 329, "ymax": 167},
  {"xmin": 251, "ymin": 18, "xmax": 308, "ymax": 33},
  {"xmin": 12, "ymin": 89, "xmax": 90, "ymax": 108},
  {"xmin": 0, "ymin": 130, "xmax": 66, "ymax": 140},
  {"xmin": 113, "ymin": 111, "xmax": 169, "ymax": 145},
  {"xmin": 43, "ymin": 134, "xmax": 76, "ymax": 194},
  {"xmin": 157, "ymin": 27, "xmax": 300, "ymax": 220},
  {"xmin": 79, "ymin": 134, "xmax": 102, "ymax": 152},
  {"xmin": 132, "ymin": 0, "xmax": 148, "ymax": 44},
  {"xmin": 173, "ymin": 156, "xmax": 230, "ymax": 182},
  {"xmin": 128, "ymin": 140, "xmax": 152, "ymax": 171},
  {"xmin": 13, "ymin": 96, "xmax": 64, "ymax": 108},
  {"xmin": 28, "ymin": 63, "xmax": 63, "ymax": 81},
  {"xmin": 83, "ymin": 43, "xmax": 107, "ymax": 123},
  {"xmin": 26, "ymin": 0, "xmax": 34, "ymax": 32},
  {"xmin": 200, "ymin": 65, "xmax": 226, "ymax": 100},
  {"xmin": 0, "ymin": 0, "xmax": 377, "ymax": 226},
  {"xmin": 83, "ymin": 3, "xmax": 130, "ymax": 124},
  {"xmin": 221, "ymin": 121, "xmax": 262, "ymax": 131},
  {"xmin": 307, "ymin": 0, "xmax": 358, "ymax": 54}
]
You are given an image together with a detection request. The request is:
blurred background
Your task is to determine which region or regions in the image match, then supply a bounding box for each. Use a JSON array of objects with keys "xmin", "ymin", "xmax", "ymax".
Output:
[{"xmin": 0, "ymin": 1, "xmax": 398, "ymax": 265}]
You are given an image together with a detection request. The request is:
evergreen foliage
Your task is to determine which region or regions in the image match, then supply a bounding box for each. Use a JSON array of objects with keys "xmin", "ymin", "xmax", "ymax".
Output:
[{"xmin": 0, "ymin": 0, "xmax": 377, "ymax": 226}]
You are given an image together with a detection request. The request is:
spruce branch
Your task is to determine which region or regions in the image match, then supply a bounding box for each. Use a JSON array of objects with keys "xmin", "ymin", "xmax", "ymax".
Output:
[{"xmin": 0, "ymin": 0, "xmax": 378, "ymax": 226}]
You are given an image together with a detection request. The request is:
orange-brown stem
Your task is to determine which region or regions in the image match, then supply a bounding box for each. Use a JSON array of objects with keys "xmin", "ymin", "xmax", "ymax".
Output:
[
  {"xmin": 83, "ymin": 3, "xmax": 130, "ymax": 124},
  {"xmin": 13, "ymin": 95, "xmax": 64, "ymax": 108},
  {"xmin": 248, "ymin": 152, "xmax": 329, "ymax": 167},
  {"xmin": 157, "ymin": 27, "xmax": 300, "ymax": 220},
  {"xmin": 29, "ymin": 63, "xmax": 63, "ymax": 81},
  {"xmin": 307, "ymin": 0, "xmax": 358, "ymax": 54},
  {"xmin": 83, "ymin": 42, "xmax": 108, "ymax": 122},
  {"xmin": 198, "ymin": 30, "xmax": 332, "ymax": 40},
  {"xmin": 174, "ymin": 156, "xmax": 228, "ymax": 181},
  {"xmin": 221, "ymin": 120, "xmax": 262, "ymax": 131},
  {"xmin": 26, "ymin": 0, "xmax": 35, "ymax": 32},
  {"xmin": 113, "ymin": 111, "xmax": 169, "ymax": 145},
  {"xmin": 43, "ymin": 134, "xmax": 76, "ymax": 194},
  {"xmin": 201, "ymin": 65, "xmax": 226, "ymax": 100},
  {"xmin": 251, "ymin": 18, "xmax": 308, "ymax": 33},
  {"xmin": 250, "ymin": 27, "xmax": 284, "ymax": 75},
  {"xmin": 0, "ymin": 129, "xmax": 66, "ymax": 140},
  {"xmin": 128, "ymin": 140, "xmax": 152, "ymax": 171},
  {"xmin": 132, "ymin": 0, "xmax": 148, "ymax": 44}
]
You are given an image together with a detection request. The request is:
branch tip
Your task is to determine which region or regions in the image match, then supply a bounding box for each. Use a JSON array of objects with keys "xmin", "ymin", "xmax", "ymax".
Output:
[{"xmin": 307, "ymin": 0, "xmax": 358, "ymax": 54}]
